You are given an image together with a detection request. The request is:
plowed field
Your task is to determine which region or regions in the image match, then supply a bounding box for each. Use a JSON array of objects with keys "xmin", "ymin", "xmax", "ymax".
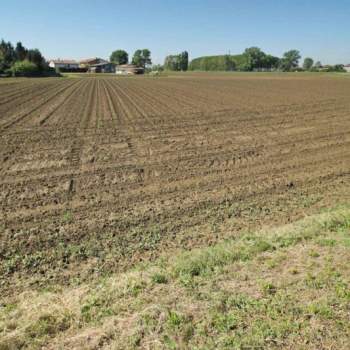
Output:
[{"xmin": 1, "ymin": 73, "xmax": 350, "ymax": 293}]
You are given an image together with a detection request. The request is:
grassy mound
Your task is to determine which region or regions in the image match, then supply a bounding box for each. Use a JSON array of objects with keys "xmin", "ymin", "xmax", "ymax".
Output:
[
  {"xmin": 1, "ymin": 207, "xmax": 350, "ymax": 349},
  {"xmin": 189, "ymin": 54, "xmax": 247, "ymax": 71}
]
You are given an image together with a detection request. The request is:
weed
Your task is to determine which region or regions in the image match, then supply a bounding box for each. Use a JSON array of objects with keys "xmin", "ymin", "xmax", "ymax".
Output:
[
  {"xmin": 163, "ymin": 334, "xmax": 177, "ymax": 349},
  {"xmin": 3, "ymin": 255, "xmax": 21, "ymax": 274},
  {"xmin": 151, "ymin": 272, "xmax": 168, "ymax": 284},
  {"xmin": 166, "ymin": 310, "xmax": 185, "ymax": 329},
  {"xmin": 266, "ymin": 253, "xmax": 287, "ymax": 269},
  {"xmin": 334, "ymin": 280, "xmax": 350, "ymax": 300},
  {"xmin": 1, "ymin": 303, "xmax": 17, "ymax": 314},
  {"xmin": 317, "ymin": 238, "xmax": 337, "ymax": 246},
  {"xmin": 80, "ymin": 294, "xmax": 115, "ymax": 323},
  {"xmin": 261, "ymin": 282, "xmax": 277, "ymax": 295},
  {"xmin": 62, "ymin": 210, "xmax": 73, "ymax": 223},
  {"xmin": 307, "ymin": 302, "xmax": 334, "ymax": 319},
  {"xmin": 211, "ymin": 312, "xmax": 238, "ymax": 332},
  {"xmin": 305, "ymin": 273, "xmax": 325, "ymax": 289},
  {"xmin": 300, "ymin": 194, "xmax": 321, "ymax": 208},
  {"xmin": 308, "ymin": 250, "xmax": 320, "ymax": 258},
  {"xmin": 23, "ymin": 252, "xmax": 45, "ymax": 269},
  {"xmin": 25, "ymin": 313, "xmax": 71, "ymax": 338}
]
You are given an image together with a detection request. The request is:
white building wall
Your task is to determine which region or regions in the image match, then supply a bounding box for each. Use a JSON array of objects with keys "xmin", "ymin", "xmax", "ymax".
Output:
[{"xmin": 49, "ymin": 61, "xmax": 79, "ymax": 69}]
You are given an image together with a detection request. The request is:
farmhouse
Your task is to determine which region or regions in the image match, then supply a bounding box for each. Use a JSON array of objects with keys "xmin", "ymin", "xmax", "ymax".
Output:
[
  {"xmin": 48, "ymin": 59, "xmax": 79, "ymax": 69},
  {"xmin": 88, "ymin": 62, "xmax": 116, "ymax": 73},
  {"xmin": 115, "ymin": 64, "xmax": 144, "ymax": 75},
  {"xmin": 344, "ymin": 64, "xmax": 350, "ymax": 73},
  {"xmin": 79, "ymin": 57, "xmax": 108, "ymax": 68}
]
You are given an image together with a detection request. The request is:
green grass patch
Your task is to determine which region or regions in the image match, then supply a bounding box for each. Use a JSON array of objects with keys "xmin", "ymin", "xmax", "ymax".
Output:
[{"xmin": 1, "ymin": 206, "xmax": 350, "ymax": 349}]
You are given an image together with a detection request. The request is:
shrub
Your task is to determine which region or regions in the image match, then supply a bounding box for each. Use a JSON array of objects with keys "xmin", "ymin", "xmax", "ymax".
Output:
[
  {"xmin": 11, "ymin": 59, "xmax": 39, "ymax": 76},
  {"xmin": 328, "ymin": 64, "xmax": 346, "ymax": 72}
]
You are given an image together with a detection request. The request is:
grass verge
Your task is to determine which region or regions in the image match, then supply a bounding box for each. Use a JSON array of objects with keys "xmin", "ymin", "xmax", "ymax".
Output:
[{"xmin": 1, "ymin": 206, "xmax": 349, "ymax": 349}]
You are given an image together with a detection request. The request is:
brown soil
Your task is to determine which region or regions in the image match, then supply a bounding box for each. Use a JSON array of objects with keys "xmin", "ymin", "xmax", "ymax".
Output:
[{"xmin": 1, "ymin": 74, "xmax": 350, "ymax": 294}]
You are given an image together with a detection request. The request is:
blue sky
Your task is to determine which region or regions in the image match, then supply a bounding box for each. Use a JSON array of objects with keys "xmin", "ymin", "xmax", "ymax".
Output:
[{"xmin": 1, "ymin": 0, "xmax": 349, "ymax": 64}]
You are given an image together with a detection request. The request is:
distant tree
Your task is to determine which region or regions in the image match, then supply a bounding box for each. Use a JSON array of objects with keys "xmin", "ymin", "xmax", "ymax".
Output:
[
  {"xmin": 132, "ymin": 49, "xmax": 142, "ymax": 66},
  {"xmin": 0, "ymin": 38, "xmax": 52, "ymax": 76},
  {"xmin": 0, "ymin": 39, "xmax": 15, "ymax": 72},
  {"xmin": 164, "ymin": 55, "xmax": 179, "ymax": 71},
  {"xmin": 179, "ymin": 51, "xmax": 189, "ymax": 71},
  {"xmin": 303, "ymin": 57, "xmax": 314, "ymax": 71},
  {"xmin": 188, "ymin": 50, "xmax": 290, "ymax": 72},
  {"xmin": 164, "ymin": 51, "xmax": 189, "ymax": 71},
  {"xmin": 26, "ymin": 49, "xmax": 45, "ymax": 70},
  {"xmin": 262, "ymin": 55, "xmax": 280, "ymax": 70},
  {"xmin": 151, "ymin": 64, "xmax": 164, "ymax": 72},
  {"xmin": 244, "ymin": 47, "xmax": 266, "ymax": 70},
  {"xmin": 132, "ymin": 49, "xmax": 152, "ymax": 68},
  {"xmin": 314, "ymin": 61, "xmax": 322, "ymax": 69},
  {"xmin": 236, "ymin": 62, "xmax": 250, "ymax": 71},
  {"xmin": 141, "ymin": 49, "xmax": 152, "ymax": 67},
  {"xmin": 326, "ymin": 64, "xmax": 346, "ymax": 72},
  {"xmin": 110, "ymin": 50, "xmax": 128, "ymax": 65},
  {"xmin": 15, "ymin": 42, "xmax": 28, "ymax": 61},
  {"xmin": 279, "ymin": 50, "xmax": 301, "ymax": 71},
  {"xmin": 223, "ymin": 54, "xmax": 235, "ymax": 71}
]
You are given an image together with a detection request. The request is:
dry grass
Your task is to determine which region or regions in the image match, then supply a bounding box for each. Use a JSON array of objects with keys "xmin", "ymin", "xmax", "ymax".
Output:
[{"xmin": 1, "ymin": 206, "xmax": 350, "ymax": 349}]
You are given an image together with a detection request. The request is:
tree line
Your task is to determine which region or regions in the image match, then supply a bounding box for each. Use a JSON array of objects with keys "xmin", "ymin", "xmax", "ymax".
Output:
[
  {"xmin": 109, "ymin": 47, "xmax": 347, "ymax": 73},
  {"xmin": 189, "ymin": 47, "xmax": 346, "ymax": 72},
  {"xmin": 110, "ymin": 49, "xmax": 152, "ymax": 68},
  {"xmin": 1, "ymin": 39, "xmax": 346, "ymax": 77},
  {"xmin": 109, "ymin": 49, "xmax": 191, "ymax": 72},
  {"xmin": 0, "ymin": 39, "xmax": 54, "ymax": 76},
  {"xmin": 132, "ymin": 46, "xmax": 346, "ymax": 73}
]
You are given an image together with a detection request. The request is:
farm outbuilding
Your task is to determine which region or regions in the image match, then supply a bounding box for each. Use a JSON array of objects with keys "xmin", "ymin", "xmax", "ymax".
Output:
[
  {"xmin": 116, "ymin": 64, "xmax": 144, "ymax": 75},
  {"xmin": 344, "ymin": 64, "xmax": 350, "ymax": 73},
  {"xmin": 79, "ymin": 57, "xmax": 108, "ymax": 68},
  {"xmin": 49, "ymin": 59, "xmax": 79, "ymax": 69},
  {"xmin": 88, "ymin": 62, "xmax": 116, "ymax": 73}
]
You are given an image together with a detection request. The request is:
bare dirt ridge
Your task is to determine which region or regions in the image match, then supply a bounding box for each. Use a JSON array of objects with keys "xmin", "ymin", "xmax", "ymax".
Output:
[{"xmin": 1, "ymin": 74, "xmax": 350, "ymax": 294}]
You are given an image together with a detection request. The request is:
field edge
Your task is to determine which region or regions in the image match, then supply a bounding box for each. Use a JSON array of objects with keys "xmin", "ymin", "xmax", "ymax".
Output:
[{"xmin": 1, "ymin": 204, "xmax": 350, "ymax": 349}]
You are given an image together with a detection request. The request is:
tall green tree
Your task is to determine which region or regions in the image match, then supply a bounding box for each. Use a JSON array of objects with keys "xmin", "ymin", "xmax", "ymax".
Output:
[
  {"xmin": 26, "ymin": 49, "xmax": 45, "ymax": 70},
  {"xmin": 164, "ymin": 51, "xmax": 189, "ymax": 71},
  {"xmin": 110, "ymin": 50, "xmax": 128, "ymax": 65},
  {"xmin": 15, "ymin": 42, "xmax": 28, "ymax": 61},
  {"xmin": 262, "ymin": 55, "xmax": 280, "ymax": 70},
  {"xmin": 0, "ymin": 39, "xmax": 15, "ymax": 72},
  {"xmin": 132, "ymin": 49, "xmax": 152, "ymax": 68},
  {"xmin": 280, "ymin": 50, "xmax": 301, "ymax": 71},
  {"xmin": 244, "ymin": 47, "xmax": 266, "ymax": 70},
  {"xmin": 142, "ymin": 49, "xmax": 152, "ymax": 67},
  {"xmin": 132, "ymin": 49, "xmax": 142, "ymax": 66},
  {"xmin": 303, "ymin": 57, "xmax": 314, "ymax": 71},
  {"xmin": 164, "ymin": 55, "xmax": 180, "ymax": 71},
  {"xmin": 179, "ymin": 51, "xmax": 189, "ymax": 71}
]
